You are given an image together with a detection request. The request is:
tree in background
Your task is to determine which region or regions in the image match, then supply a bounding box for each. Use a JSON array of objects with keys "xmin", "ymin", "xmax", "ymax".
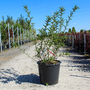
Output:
[
  {"xmin": 0, "ymin": 16, "xmax": 8, "ymax": 41},
  {"xmin": 23, "ymin": 5, "xmax": 36, "ymax": 39},
  {"xmin": 6, "ymin": 15, "xmax": 14, "ymax": 25},
  {"xmin": 0, "ymin": 5, "xmax": 36, "ymax": 42},
  {"xmin": 18, "ymin": 14, "xmax": 26, "ymax": 29},
  {"xmin": 80, "ymin": 29, "xmax": 84, "ymax": 33},
  {"xmin": 68, "ymin": 28, "xmax": 72, "ymax": 33},
  {"xmin": 88, "ymin": 30, "xmax": 90, "ymax": 33},
  {"xmin": 72, "ymin": 27, "xmax": 76, "ymax": 33},
  {"xmin": 23, "ymin": 5, "xmax": 34, "ymax": 30}
]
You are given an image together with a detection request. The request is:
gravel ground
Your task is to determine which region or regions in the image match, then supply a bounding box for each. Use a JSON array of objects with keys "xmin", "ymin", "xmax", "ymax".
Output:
[{"xmin": 0, "ymin": 42, "xmax": 90, "ymax": 90}]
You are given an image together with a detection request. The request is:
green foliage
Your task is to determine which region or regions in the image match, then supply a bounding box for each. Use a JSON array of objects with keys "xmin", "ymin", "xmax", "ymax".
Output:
[
  {"xmin": 11, "ymin": 43, "xmax": 17, "ymax": 48},
  {"xmin": 63, "ymin": 51, "xmax": 70, "ymax": 56},
  {"xmin": 35, "ymin": 5, "xmax": 79, "ymax": 64},
  {"xmin": 68, "ymin": 28, "xmax": 72, "ymax": 33},
  {"xmin": 72, "ymin": 27, "xmax": 76, "ymax": 33},
  {"xmin": 0, "ymin": 5, "xmax": 36, "ymax": 42},
  {"xmin": 1, "ymin": 30, "xmax": 7, "ymax": 41},
  {"xmin": 37, "ymin": 28, "xmax": 47, "ymax": 40},
  {"xmin": 88, "ymin": 30, "xmax": 90, "ymax": 33},
  {"xmin": 80, "ymin": 29, "xmax": 84, "ymax": 33},
  {"xmin": 59, "ymin": 51, "xmax": 70, "ymax": 56},
  {"xmin": 85, "ymin": 54, "xmax": 90, "ymax": 57},
  {"xmin": 46, "ymin": 83, "xmax": 49, "ymax": 86},
  {"xmin": 23, "ymin": 5, "xmax": 34, "ymax": 30},
  {"xmin": 6, "ymin": 15, "xmax": 14, "ymax": 25},
  {"xmin": 23, "ymin": 5, "xmax": 36, "ymax": 40},
  {"xmin": 0, "ymin": 21, "xmax": 7, "ymax": 41}
]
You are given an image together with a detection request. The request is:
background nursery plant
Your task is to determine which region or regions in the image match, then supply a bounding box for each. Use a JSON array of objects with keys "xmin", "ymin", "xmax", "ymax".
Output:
[{"xmin": 35, "ymin": 5, "xmax": 79, "ymax": 64}]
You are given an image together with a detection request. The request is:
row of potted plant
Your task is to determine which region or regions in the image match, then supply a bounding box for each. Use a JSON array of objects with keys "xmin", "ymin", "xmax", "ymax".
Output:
[{"xmin": 66, "ymin": 32, "xmax": 90, "ymax": 54}]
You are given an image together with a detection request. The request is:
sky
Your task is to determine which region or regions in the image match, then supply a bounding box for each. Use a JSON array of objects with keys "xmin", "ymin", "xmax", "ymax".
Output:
[{"xmin": 0, "ymin": 0, "xmax": 90, "ymax": 34}]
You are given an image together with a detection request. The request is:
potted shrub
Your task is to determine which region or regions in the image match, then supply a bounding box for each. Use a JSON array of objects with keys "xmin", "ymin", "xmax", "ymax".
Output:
[
  {"xmin": 35, "ymin": 5, "xmax": 79, "ymax": 85},
  {"xmin": 0, "ymin": 26, "xmax": 7, "ymax": 50}
]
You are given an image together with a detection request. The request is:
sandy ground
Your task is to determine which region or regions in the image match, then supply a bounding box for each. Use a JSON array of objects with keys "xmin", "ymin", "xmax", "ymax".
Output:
[
  {"xmin": 0, "ymin": 42, "xmax": 90, "ymax": 90},
  {"xmin": 0, "ymin": 42, "xmax": 34, "ymax": 64}
]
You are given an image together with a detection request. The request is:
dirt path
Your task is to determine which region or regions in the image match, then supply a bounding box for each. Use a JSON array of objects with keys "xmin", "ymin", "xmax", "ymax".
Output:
[{"xmin": 0, "ymin": 41, "xmax": 35, "ymax": 64}]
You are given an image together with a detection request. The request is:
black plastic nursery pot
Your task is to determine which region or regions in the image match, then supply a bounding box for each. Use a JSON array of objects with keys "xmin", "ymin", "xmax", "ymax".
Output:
[
  {"xmin": 2, "ymin": 45, "xmax": 5, "ymax": 50},
  {"xmin": 0, "ymin": 45, "xmax": 5, "ymax": 50},
  {"xmin": 37, "ymin": 60, "xmax": 61, "ymax": 85},
  {"xmin": 6, "ymin": 44, "xmax": 9, "ymax": 49},
  {"xmin": 22, "ymin": 41, "xmax": 24, "ymax": 45}
]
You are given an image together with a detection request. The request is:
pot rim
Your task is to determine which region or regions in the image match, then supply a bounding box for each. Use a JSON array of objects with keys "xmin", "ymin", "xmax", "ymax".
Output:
[{"xmin": 37, "ymin": 60, "xmax": 61, "ymax": 66}]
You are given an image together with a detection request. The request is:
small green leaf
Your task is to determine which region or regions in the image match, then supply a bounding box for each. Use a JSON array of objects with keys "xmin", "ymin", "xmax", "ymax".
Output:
[{"xmin": 46, "ymin": 83, "xmax": 49, "ymax": 86}]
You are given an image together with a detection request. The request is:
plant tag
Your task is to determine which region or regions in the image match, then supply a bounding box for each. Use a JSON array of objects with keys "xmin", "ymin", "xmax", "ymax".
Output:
[
  {"xmin": 47, "ymin": 49, "xmax": 55, "ymax": 56},
  {"xmin": 41, "ymin": 48, "xmax": 47, "ymax": 56}
]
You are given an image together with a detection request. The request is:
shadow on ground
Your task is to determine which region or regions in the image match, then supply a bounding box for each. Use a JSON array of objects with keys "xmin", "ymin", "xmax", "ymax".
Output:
[
  {"xmin": 62, "ymin": 47, "xmax": 90, "ymax": 72},
  {"xmin": 70, "ymin": 75, "xmax": 90, "ymax": 78},
  {"xmin": 0, "ymin": 68, "xmax": 41, "ymax": 84},
  {"xmin": 16, "ymin": 74, "xmax": 40, "ymax": 84}
]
